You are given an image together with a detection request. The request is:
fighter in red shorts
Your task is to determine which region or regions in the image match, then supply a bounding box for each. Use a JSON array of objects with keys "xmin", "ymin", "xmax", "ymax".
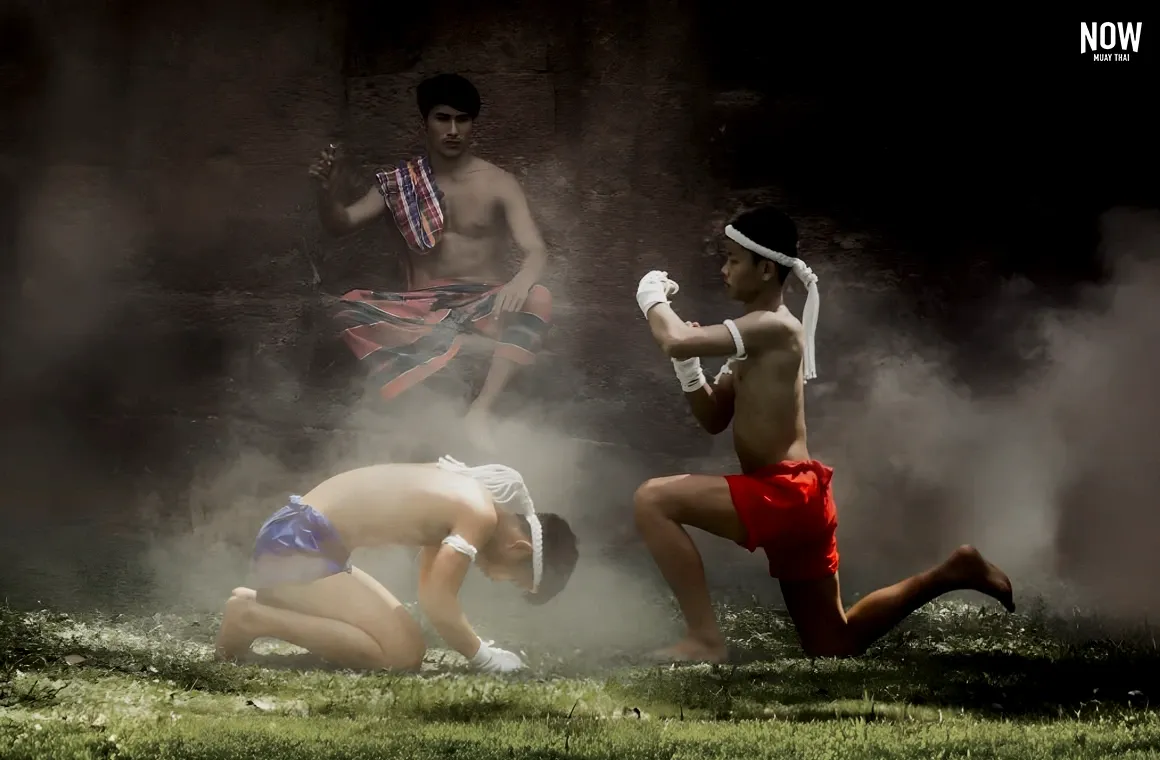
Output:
[{"xmin": 632, "ymin": 205, "xmax": 1015, "ymax": 663}]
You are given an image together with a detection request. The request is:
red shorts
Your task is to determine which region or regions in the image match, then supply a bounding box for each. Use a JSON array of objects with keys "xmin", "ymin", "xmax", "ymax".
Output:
[{"xmin": 725, "ymin": 459, "xmax": 839, "ymax": 581}]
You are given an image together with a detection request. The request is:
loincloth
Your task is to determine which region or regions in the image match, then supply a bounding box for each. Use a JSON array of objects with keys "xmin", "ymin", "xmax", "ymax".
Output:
[{"xmin": 248, "ymin": 496, "xmax": 353, "ymax": 589}]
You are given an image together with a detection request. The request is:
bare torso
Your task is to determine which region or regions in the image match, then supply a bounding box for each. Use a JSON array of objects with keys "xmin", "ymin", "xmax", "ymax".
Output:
[
  {"xmin": 402, "ymin": 157, "xmax": 511, "ymax": 287},
  {"xmin": 730, "ymin": 307, "xmax": 811, "ymax": 472},
  {"xmin": 299, "ymin": 464, "xmax": 491, "ymax": 551}
]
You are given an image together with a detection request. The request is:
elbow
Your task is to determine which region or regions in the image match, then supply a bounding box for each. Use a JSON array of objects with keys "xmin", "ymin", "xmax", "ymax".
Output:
[
  {"xmin": 698, "ymin": 416, "xmax": 728, "ymax": 435},
  {"xmin": 320, "ymin": 213, "xmax": 353, "ymax": 238},
  {"xmin": 664, "ymin": 338, "xmax": 696, "ymax": 361}
]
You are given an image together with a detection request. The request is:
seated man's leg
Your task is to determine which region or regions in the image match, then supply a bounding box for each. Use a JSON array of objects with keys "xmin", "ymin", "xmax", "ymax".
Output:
[
  {"xmin": 780, "ymin": 546, "xmax": 1016, "ymax": 658},
  {"xmin": 464, "ymin": 284, "xmax": 553, "ymax": 449},
  {"xmin": 331, "ymin": 288, "xmax": 470, "ymax": 403},
  {"xmin": 215, "ymin": 566, "xmax": 427, "ymax": 671},
  {"xmin": 633, "ymin": 474, "xmax": 748, "ymax": 663}
]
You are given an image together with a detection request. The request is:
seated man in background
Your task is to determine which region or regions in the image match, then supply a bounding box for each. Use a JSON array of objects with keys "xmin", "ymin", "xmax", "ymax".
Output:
[
  {"xmin": 310, "ymin": 73, "xmax": 553, "ymax": 452},
  {"xmin": 214, "ymin": 457, "xmax": 578, "ymax": 672}
]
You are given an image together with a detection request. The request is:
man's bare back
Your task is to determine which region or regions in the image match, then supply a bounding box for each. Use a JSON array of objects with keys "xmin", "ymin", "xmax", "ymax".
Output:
[
  {"xmin": 728, "ymin": 306, "xmax": 811, "ymax": 473},
  {"xmin": 299, "ymin": 463, "xmax": 490, "ymax": 551}
]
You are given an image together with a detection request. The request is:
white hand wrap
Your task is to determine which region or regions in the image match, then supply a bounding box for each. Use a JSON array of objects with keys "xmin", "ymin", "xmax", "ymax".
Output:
[
  {"xmin": 636, "ymin": 270, "xmax": 680, "ymax": 318},
  {"xmin": 672, "ymin": 357, "xmax": 706, "ymax": 392},
  {"xmin": 470, "ymin": 639, "xmax": 524, "ymax": 673}
]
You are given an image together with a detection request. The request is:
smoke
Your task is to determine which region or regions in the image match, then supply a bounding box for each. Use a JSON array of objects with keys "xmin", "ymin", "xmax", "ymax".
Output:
[
  {"xmin": 7, "ymin": 3, "xmax": 1160, "ymax": 669},
  {"xmin": 807, "ymin": 206, "xmax": 1160, "ymax": 620}
]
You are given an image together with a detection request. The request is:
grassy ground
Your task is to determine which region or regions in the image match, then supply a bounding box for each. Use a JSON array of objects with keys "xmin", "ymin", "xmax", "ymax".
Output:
[{"xmin": 3, "ymin": 598, "xmax": 1160, "ymax": 759}]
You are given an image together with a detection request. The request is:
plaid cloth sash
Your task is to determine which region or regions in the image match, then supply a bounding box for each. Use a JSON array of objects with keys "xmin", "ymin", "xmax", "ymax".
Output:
[{"xmin": 375, "ymin": 155, "xmax": 445, "ymax": 253}]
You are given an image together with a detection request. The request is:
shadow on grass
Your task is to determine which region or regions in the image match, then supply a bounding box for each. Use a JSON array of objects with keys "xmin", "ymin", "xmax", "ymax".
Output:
[{"xmin": 613, "ymin": 645, "xmax": 1160, "ymax": 719}]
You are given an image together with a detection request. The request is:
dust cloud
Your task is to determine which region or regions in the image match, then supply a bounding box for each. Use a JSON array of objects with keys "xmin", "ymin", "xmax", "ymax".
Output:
[
  {"xmin": 809, "ymin": 207, "xmax": 1160, "ymax": 622},
  {"xmin": 4, "ymin": 3, "xmax": 1158, "ymax": 662},
  {"xmin": 143, "ymin": 358, "xmax": 679, "ymax": 655},
  {"xmin": 150, "ymin": 206, "xmax": 1160, "ymax": 659}
]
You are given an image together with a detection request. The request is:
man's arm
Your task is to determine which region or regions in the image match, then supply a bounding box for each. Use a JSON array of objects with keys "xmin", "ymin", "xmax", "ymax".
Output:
[
  {"xmin": 499, "ymin": 172, "xmax": 548, "ymax": 285},
  {"xmin": 317, "ymin": 185, "xmax": 387, "ymax": 237},
  {"xmin": 646, "ymin": 305, "xmax": 789, "ymax": 360},
  {"xmin": 684, "ymin": 368, "xmax": 736, "ymax": 435},
  {"xmin": 415, "ymin": 510, "xmax": 497, "ymax": 660}
]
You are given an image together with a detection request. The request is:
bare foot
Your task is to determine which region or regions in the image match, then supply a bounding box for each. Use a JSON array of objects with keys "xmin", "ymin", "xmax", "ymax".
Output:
[
  {"xmin": 214, "ymin": 595, "xmax": 257, "ymax": 661},
  {"xmin": 944, "ymin": 545, "xmax": 1016, "ymax": 613},
  {"xmin": 463, "ymin": 406, "xmax": 497, "ymax": 453},
  {"xmin": 648, "ymin": 636, "xmax": 728, "ymax": 665}
]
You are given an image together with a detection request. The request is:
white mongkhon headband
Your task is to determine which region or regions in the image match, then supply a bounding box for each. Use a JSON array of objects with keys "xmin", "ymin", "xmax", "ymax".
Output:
[
  {"xmin": 724, "ymin": 224, "xmax": 820, "ymax": 380},
  {"xmin": 436, "ymin": 456, "xmax": 543, "ymax": 592}
]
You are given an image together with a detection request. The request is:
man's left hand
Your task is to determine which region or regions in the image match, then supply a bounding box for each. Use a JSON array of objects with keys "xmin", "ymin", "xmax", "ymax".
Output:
[
  {"xmin": 636, "ymin": 270, "xmax": 680, "ymax": 318},
  {"xmin": 494, "ymin": 274, "xmax": 536, "ymax": 314}
]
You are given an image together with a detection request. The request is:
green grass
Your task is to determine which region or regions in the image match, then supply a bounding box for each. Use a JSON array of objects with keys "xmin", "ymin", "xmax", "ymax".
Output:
[{"xmin": 3, "ymin": 599, "xmax": 1160, "ymax": 758}]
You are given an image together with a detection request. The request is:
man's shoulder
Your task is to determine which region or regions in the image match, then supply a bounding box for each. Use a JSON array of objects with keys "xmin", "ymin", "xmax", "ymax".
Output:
[
  {"xmin": 741, "ymin": 308, "xmax": 801, "ymax": 337},
  {"xmin": 472, "ymin": 159, "xmax": 523, "ymax": 189}
]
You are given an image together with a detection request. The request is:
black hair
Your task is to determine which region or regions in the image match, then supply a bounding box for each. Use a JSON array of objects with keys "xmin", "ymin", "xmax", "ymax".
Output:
[
  {"xmin": 728, "ymin": 205, "xmax": 798, "ymax": 285},
  {"xmin": 518, "ymin": 513, "xmax": 578, "ymax": 606},
  {"xmin": 416, "ymin": 73, "xmax": 482, "ymax": 120}
]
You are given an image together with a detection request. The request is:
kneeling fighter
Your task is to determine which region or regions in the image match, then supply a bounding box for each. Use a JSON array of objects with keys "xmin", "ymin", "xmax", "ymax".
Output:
[
  {"xmin": 633, "ymin": 205, "xmax": 1015, "ymax": 663},
  {"xmin": 214, "ymin": 457, "xmax": 578, "ymax": 673}
]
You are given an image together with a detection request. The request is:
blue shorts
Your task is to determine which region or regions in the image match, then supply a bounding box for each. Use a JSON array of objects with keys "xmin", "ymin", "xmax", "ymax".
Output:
[{"xmin": 248, "ymin": 495, "xmax": 353, "ymax": 589}]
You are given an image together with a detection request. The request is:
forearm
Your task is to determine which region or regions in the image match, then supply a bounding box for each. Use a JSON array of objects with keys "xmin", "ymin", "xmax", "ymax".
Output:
[
  {"xmin": 514, "ymin": 246, "xmax": 548, "ymax": 283},
  {"xmin": 315, "ymin": 185, "xmax": 351, "ymax": 236},
  {"xmin": 420, "ymin": 595, "xmax": 481, "ymax": 659},
  {"xmin": 645, "ymin": 303, "xmax": 689, "ymax": 355},
  {"xmin": 683, "ymin": 384, "xmax": 727, "ymax": 434}
]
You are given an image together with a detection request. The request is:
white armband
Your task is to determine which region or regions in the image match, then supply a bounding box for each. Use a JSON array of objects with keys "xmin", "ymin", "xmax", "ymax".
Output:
[
  {"xmin": 723, "ymin": 319, "xmax": 747, "ymax": 359},
  {"xmin": 441, "ymin": 534, "xmax": 478, "ymax": 561}
]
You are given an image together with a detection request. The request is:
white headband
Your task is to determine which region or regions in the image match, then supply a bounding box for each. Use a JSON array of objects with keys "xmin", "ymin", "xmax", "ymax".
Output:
[
  {"xmin": 436, "ymin": 456, "xmax": 543, "ymax": 593},
  {"xmin": 724, "ymin": 224, "xmax": 820, "ymax": 381}
]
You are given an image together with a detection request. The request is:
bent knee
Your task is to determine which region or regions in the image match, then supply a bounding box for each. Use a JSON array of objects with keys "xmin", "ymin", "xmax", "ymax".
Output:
[
  {"xmin": 635, "ymin": 479, "xmax": 693, "ymax": 530},
  {"xmin": 383, "ymin": 640, "xmax": 427, "ymax": 673},
  {"xmin": 633, "ymin": 479, "xmax": 669, "ymax": 516},
  {"xmin": 525, "ymin": 284, "xmax": 553, "ymax": 320},
  {"xmin": 373, "ymin": 611, "xmax": 428, "ymax": 672}
]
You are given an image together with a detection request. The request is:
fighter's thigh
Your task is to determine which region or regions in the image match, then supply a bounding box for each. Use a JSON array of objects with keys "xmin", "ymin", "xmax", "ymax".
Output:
[
  {"xmin": 633, "ymin": 474, "xmax": 747, "ymax": 545},
  {"xmin": 257, "ymin": 567, "xmax": 425, "ymax": 660}
]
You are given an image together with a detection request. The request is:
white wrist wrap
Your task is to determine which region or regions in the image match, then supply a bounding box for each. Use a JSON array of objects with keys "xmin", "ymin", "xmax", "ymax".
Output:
[
  {"xmin": 471, "ymin": 639, "xmax": 493, "ymax": 665},
  {"xmin": 671, "ymin": 357, "xmax": 706, "ymax": 392}
]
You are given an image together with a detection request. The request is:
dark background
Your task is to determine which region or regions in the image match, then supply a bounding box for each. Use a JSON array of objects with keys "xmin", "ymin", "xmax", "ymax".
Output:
[{"xmin": 1, "ymin": 1, "xmax": 1156, "ymax": 613}]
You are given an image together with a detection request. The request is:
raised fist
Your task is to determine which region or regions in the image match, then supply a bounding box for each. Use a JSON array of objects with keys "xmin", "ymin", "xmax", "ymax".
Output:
[{"xmin": 636, "ymin": 270, "xmax": 680, "ymax": 317}]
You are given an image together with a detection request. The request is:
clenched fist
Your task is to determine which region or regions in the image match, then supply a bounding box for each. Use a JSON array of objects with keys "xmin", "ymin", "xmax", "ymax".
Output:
[
  {"xmin": 636, "ymin": 270, "xmax": 680, "ymax": 318},
  {"xmin": 308, "ymin": 143, "xmax": 340, "ymax": 189}
]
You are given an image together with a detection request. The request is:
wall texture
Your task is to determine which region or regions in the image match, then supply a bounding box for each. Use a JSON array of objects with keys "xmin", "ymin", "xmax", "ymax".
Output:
[{"xmin": 2, "ymin": 1, "xmax": 1159, "ymax": 613}]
